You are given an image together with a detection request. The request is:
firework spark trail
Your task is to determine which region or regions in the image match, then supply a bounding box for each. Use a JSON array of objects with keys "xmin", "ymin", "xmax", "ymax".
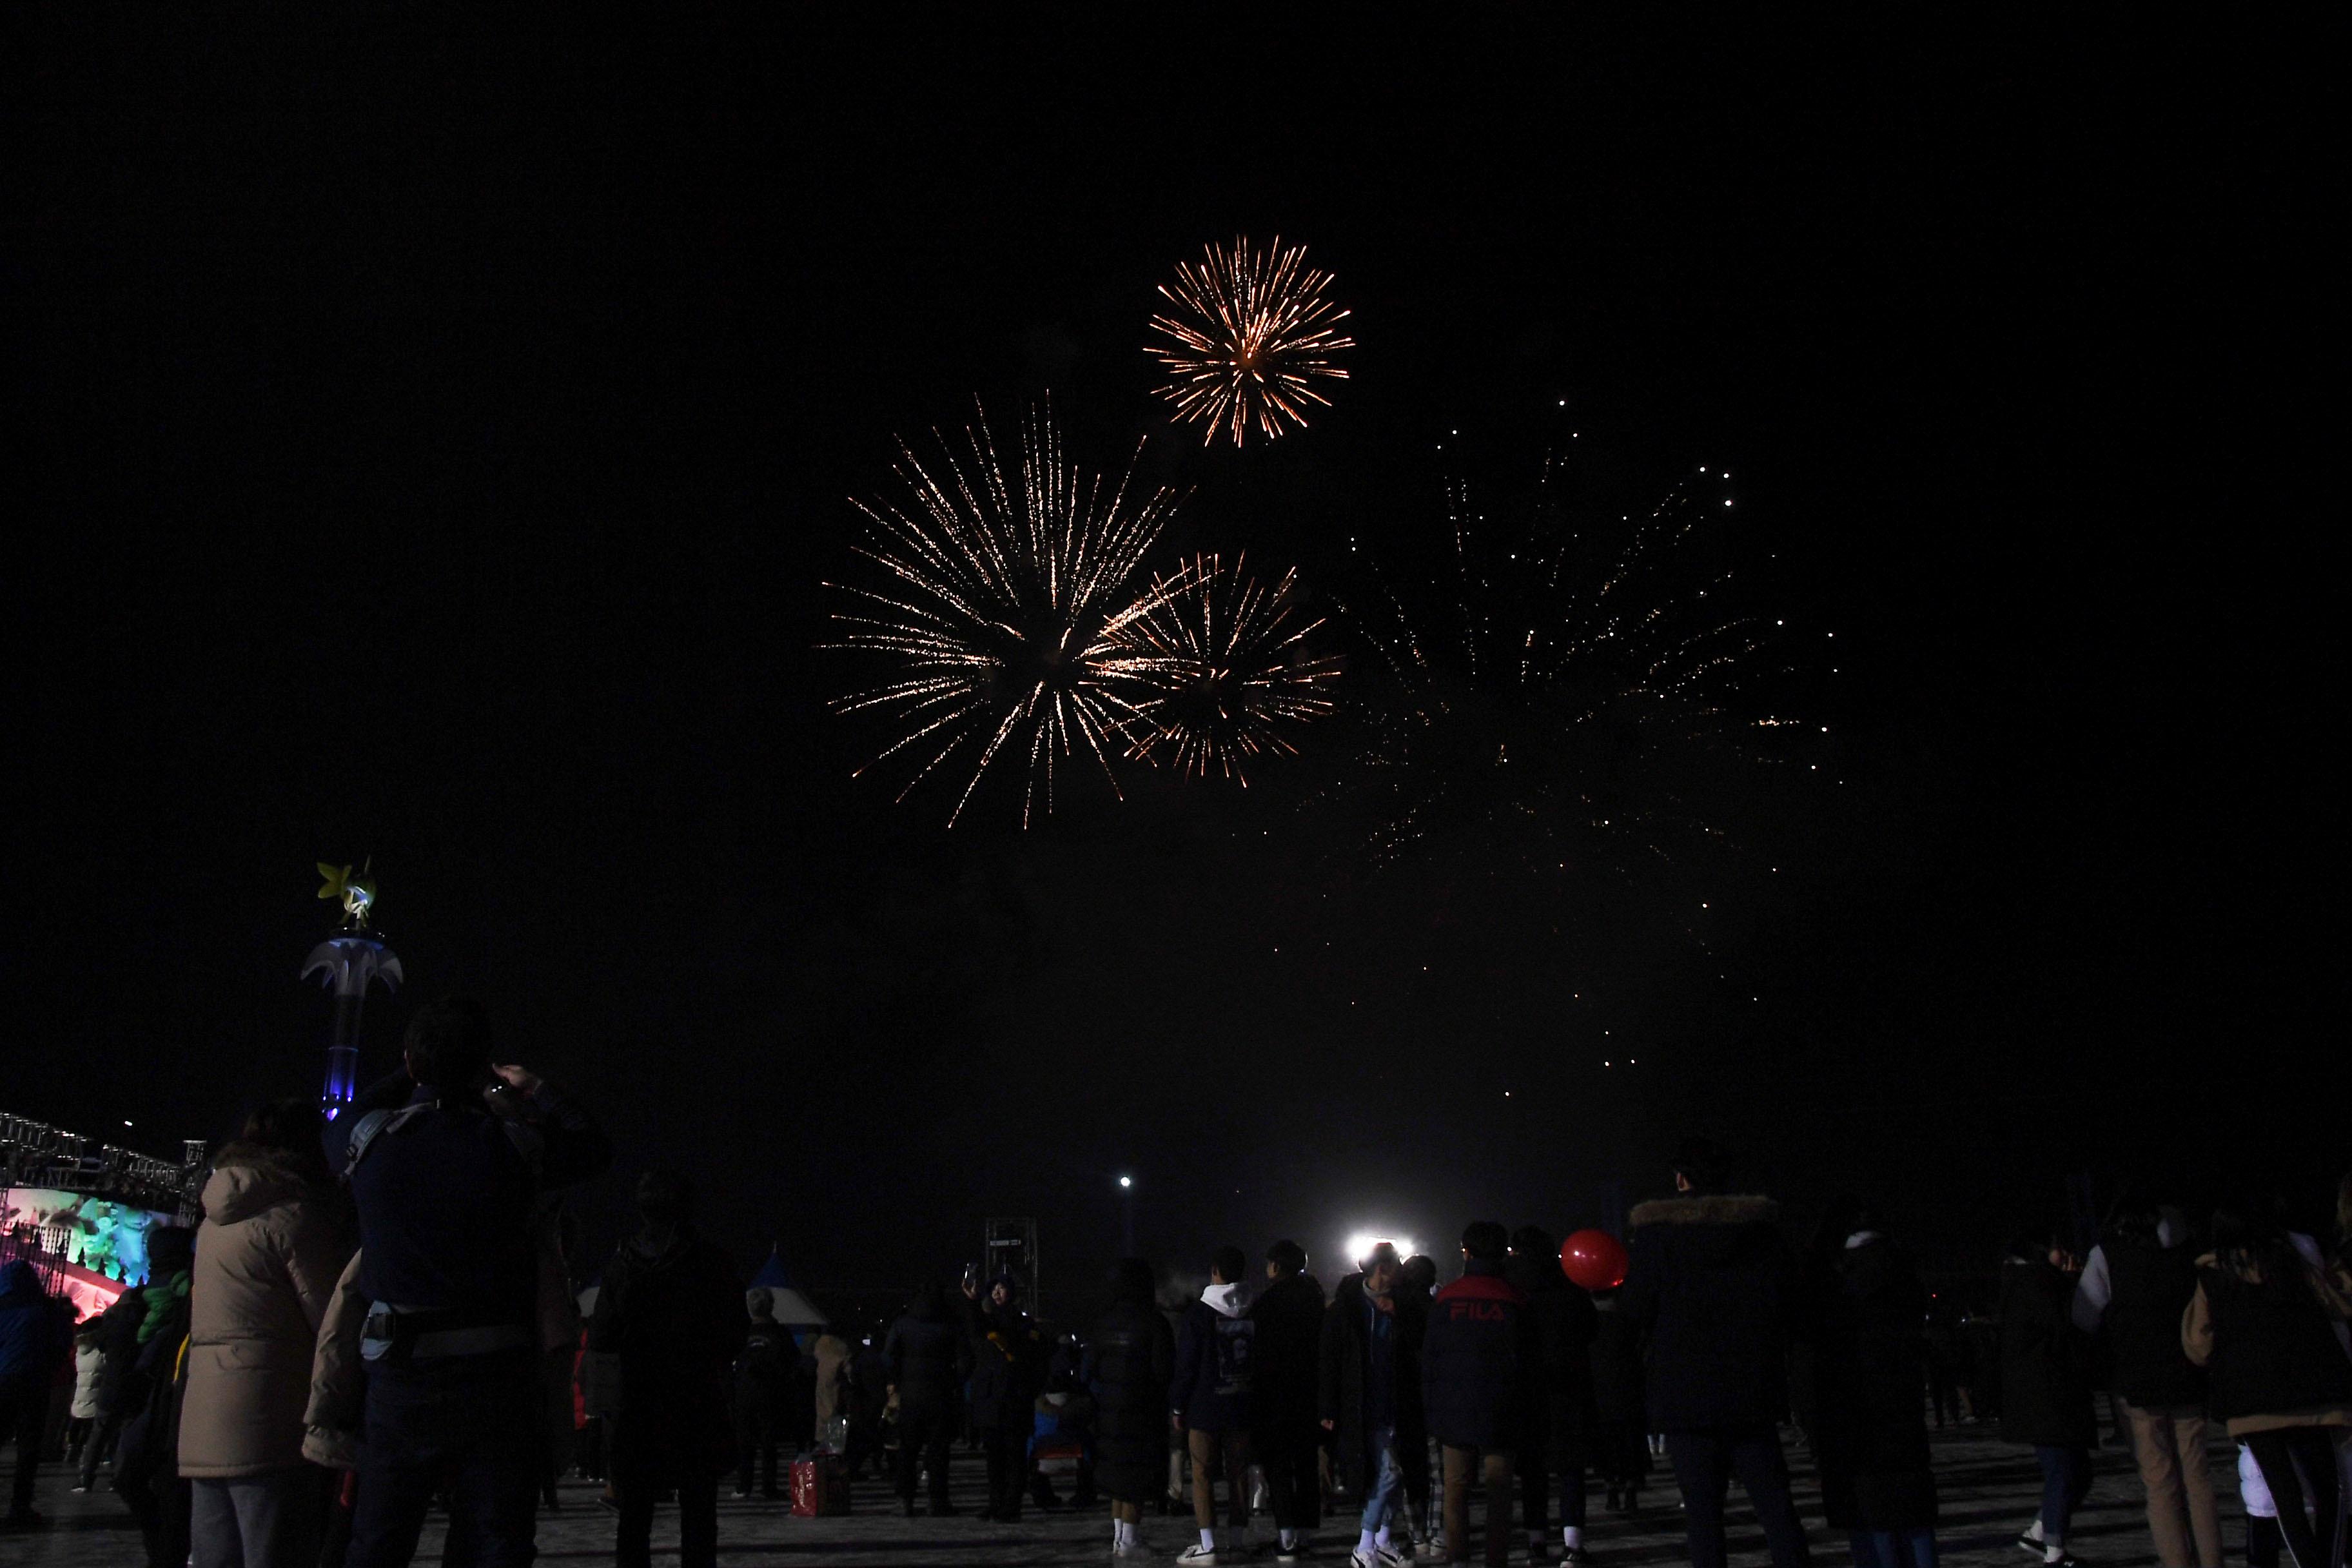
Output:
[
  {"xmin": 1114, "ymin": 553, "xmax": 1342, "ymax": 783},
  {"xmin": 826, "ymin": 403, "xmax": 1193, "ymax": 827},
  {"xmin": 1338, "ymin": 446, "xmax": 1794, "ymax": 872},
  {"xmin": 1147, "ymin": 237, "xmax": 1355, "ymax": 446}
]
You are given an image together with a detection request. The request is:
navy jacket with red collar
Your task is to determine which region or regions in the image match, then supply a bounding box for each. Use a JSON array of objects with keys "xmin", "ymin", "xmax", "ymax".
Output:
[{"xmin": 1420, "ymin": 1258, "xmax": 1532, "ymax": 1447}]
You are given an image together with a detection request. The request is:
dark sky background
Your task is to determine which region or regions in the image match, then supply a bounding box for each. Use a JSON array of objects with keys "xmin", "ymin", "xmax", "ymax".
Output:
[{"xmin": 9, "ymin": 12, "xmax": 2340, "ymax": 1320}]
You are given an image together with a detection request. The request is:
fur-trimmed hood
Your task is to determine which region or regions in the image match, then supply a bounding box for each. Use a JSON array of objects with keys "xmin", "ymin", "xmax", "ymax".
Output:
[
  {"xmin": 201, "ymin": 1143, "xmax": 330, "ymax": 1226},
  {"xmin": 1629, "ymin": 1194, "xmax": 1780, "ymax": 1229}
]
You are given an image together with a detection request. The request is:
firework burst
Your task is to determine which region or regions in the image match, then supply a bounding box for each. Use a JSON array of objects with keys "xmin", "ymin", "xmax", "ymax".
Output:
[
  {"xmin": 1117, "ymin": 554, "xmax": 1342, "ymax": 783},
  {"xmin": 1147, "ymin": 236, "xmax": 1354, "ymax": 446},
  {"xmin": 826, "ymin": 404, "xmax": 1190, "ymax": 827},
  {"xmin": 1336, "ymin": 442, "xmax": 1799, "ymax": 876}
]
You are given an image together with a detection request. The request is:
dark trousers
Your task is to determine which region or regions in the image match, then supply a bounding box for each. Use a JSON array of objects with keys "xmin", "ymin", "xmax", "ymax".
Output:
[
  {"xmin": 614, "ymin": 1471, "xmax": 716, "ymax": 1568},
  {"xmin": 733, "ymin": 1399, "xmax": 780, "ymax": 1496},
  {"xmin": 2244, "ymin": 1426, "xmax": 2346, "ymax": 1568},
  {"xmin": 1260, "ymin": 1423, "xmax": 1324, "ymax": 1532},
  {"xmin": 1663, "ymin": 1425, "xmax": 1812, "ymax": 1568},
  {"xmin": 983, "ymin": 1419, "xmax": 1030, "ymax": 1518},
  {"xmin": 77, "ymin": 1409, "xmax": 123, "ymax": 1487},
  {"xmin": 0, "ymin": 1373, "xmax": 46, "ymax": 1516},
  {"xmin": 346, "ymin": 1352, "xmax": 541, "ymax": 1568},
  {"xmin": 1520, "ymin": 1440, "xmax": 1589, "ymax": 1537},
  {"xmin": 2032, "ymin": 1443, "xmax": 2093, "ymax": 1545},
  {"xmin": 895, "ymin": 1404, "xmax": 953, "ymax": 1507},
  {"xmin": 1402, "ymin": 1428, "xmax": 1433, "ymax": 1521}
]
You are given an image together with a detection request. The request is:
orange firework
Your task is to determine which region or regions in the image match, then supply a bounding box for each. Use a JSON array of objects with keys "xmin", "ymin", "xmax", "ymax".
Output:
[
  {"xmin": 1146, "ymin": 237, "xmax": 1354, "ymax": 446},
  {"xmin": 1117, "ymin": 554, "xmax": 1342, "ymax": 781}
]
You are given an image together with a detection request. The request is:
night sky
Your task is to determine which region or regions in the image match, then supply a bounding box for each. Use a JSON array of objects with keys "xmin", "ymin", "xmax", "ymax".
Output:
[{"xmin": 10, "ymin": 13, "xmax": 2339, "ymax": 1317}]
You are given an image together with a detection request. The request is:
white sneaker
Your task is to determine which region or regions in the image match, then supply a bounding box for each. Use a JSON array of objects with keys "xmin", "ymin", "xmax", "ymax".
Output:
[
  {"xmin": 1179, "ymin": 1547, "xmax": 1219, "ymax": 1565},
  {"xmin": 1377, "ymin": 1546, "xmax": 1412, "ymax": 1567}
]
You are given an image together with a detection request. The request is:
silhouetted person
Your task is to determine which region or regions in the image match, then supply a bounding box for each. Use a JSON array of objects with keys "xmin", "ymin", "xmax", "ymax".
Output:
[
  {"xmin": 1320, "ymin": 1242, "xmax": 1419, "ymax": 1568},
  {"xmin": 885, "ymin": 1280, "xmax": 971, "ymax": 1517},
  {"xmin": 1251, "ymin": 1240, "xmax": 1327, "ymax": 1562},
  {"xmin": 731, "ymin": 1289, "xmax": 790, "ymax": 1499},
  {"xmin": 1171, "ymin": 1244, "xmax": 1256, "ymax": 1565},
  {"xmin": 1090, "ymin": 1259, "xmax": 1177, "ymax": 1558},
  {"xmin": 342, "ymin": 998, "xmax": 611, "ymax": 1567},
  {"xmin": 2070, "ymin": 1190, "xmax": 2221, "ymax": 1568},
  {"xmin": 1509, "ymin": 1224, "xmax": 1598, "ymax": 1566},
  {"xmin": 963, "ymin": 1269, "xmax": 1046, "ymax": 1522},
  {"xmin": 0, "ymin": 1258, "xmax": 68, "ymax": 1530},
  {"xmin": 1621, "ymin": 1137, "xmax": 1812, "ymax": 1568},
  {"xmin": 591, "ymin": 1170, "xmax": 745, "ymax": 1568},
  {"xmin": 1423, "ymin": 1220, "xmax": 1531, "ymax": 1568},
  {"xmin": 180, "ymin": 1097, "xmax": 351, "ymax": 1568},
  {"xmin": 2184, "ymin": 1193, "xmax": 2352, "ymax": 1568},
  {"xmin": 1999, "ymin": 1227, "xmax": 2095, "ymax": 1567},
  {"xmin": 1809, "ymin": 1210, "xmax": 1938, "ymax": 1568}
]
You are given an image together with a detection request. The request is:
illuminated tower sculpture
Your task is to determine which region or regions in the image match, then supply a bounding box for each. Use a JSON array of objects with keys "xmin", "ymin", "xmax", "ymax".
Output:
[{"xmin": 302, "ymin": 861, "xmax": 402, "ymax": 1117}]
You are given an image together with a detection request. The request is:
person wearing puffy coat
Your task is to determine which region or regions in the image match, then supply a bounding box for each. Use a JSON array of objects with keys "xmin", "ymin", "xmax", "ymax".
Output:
[
  {"xmin": 178, "ymin": 1097, "xmax": 353, "ymax": 1568},
  {"xmin": 66, "ymin": 1328, "xmax": 104, "ymax": 1461}
]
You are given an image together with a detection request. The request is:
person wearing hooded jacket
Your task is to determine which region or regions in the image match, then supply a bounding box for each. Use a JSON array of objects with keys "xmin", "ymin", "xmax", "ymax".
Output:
[
  {"xmin": 78, "ymin": 1277, "xmax": 152, "ymax": 1491},
  {"xmin": 0, "ymin": 1257, "xmax": 68, "ymax": 1531},
  {"xmin": 1508, "ymin": 1224, "xmax": 1599, "ymax": 1566},
  {"xmin": 884, "ymin": 1280, "xmax": 972, "ymax": 1516},
  {"xmin": 590, "ymin": 1169, "xmax": 746, "ymax": 1568},
  {"xmin": 179, "ymin": 1097, "xmax": 353, "ymax": 1568},
  {"xmin": 1251, "ymin": 1239, "xmax": 1328, "ymax": 1563},
  {"xmin": 2181, "ymin": 1193, "xmax": 2352, "ymax": 1568},
  {"xmin": 1171, "ymin": 1245, "xmax": 1257, "ymax": 1565},
  {"xmin": 963, "ymin": 1268, "xmax": 1047, "ymax": 1522},
  {"xmin": 66, "ymin": 1326, "xmax": 104, "ymax": 1464},
  {"xmin": 808, "ymin": 1322, "xmax": 854, "ymax": 1443},
  {"xmin": 1808, "ymin": 1213, "xmax": 1938, "ymax": 1568},
  {"xmin": 1999, "ymin": 1228, "xmax": 2097, "ymax": 1568},
  {"xmin": 1620, "ymin": 1138, "xmax": 1812, "ymax": 1568},
  {"xmin": 1088, "ymin": 1259, "xmax": 1177, "ymax": 1560}
]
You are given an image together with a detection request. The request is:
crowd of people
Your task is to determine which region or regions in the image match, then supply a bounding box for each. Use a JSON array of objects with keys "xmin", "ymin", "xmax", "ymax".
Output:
[{"xmin": 0, "ymin": 999, "xmax": 2347, "ymax": 1568}]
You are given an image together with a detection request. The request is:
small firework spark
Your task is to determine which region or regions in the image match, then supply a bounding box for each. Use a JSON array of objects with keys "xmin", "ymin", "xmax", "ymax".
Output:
[
  {"xmin": 1117, "ymin": 554, "xmax": 1342, "ymax": 782},
  {"xmin": 1335, "ymin": 440, "xmax": 1798, "ymax": 876},
  {"xmin": 826, "ymin": 404, "xmax": 1190, "ymax": 827},
  {"xmin": 1147, "ymin": 237, "xmax": 1354, "ymax": 446}
]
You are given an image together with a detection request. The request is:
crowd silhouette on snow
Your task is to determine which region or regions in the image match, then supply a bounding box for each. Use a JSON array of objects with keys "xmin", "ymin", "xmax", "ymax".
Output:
[{"xmin": 2, "ymin": 999, "xmax": 2349, "ymax": 1568}]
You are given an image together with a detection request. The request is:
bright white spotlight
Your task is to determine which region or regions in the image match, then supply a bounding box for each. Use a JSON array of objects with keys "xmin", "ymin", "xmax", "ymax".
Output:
[{"xmin": 1344, "ymin": 1231, "xmax": 1417, "ymax": 1266}]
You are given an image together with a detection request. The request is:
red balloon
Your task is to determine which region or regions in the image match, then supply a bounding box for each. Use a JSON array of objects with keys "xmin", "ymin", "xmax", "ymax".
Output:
[{"xmin": 1560, "ymin": 1228, "xmax": 1628, "ymax": 1292}]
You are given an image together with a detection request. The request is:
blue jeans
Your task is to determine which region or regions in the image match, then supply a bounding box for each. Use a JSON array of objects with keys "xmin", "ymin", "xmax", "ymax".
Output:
[
  {"xmin": 2034, "ymin": 1444, "xmax": 2092, "ymax": 1547},
  {"xmin": 347, "ymin": 1351, "xmax": 541, "ymax": 1567},
  {"xmin": 190, "ymin": 1469, "xmax": 330, "ymax": 1568},
  {"xmin": 1360, "ymin": 1423, "xmax": 1404, "ymax": 1533}
]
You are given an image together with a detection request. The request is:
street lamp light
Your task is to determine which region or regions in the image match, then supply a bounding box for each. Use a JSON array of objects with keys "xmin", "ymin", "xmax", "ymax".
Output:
[{"xmin": 1117, "ymin": 1175, "xmax": 1136, "ymax": 1255}]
